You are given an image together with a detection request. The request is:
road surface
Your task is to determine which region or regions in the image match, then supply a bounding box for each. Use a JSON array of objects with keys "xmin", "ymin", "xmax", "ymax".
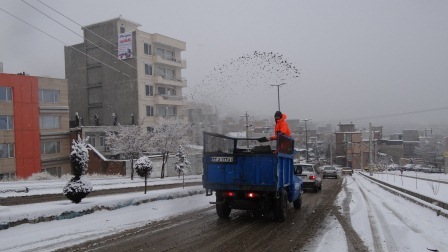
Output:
[{"xmin": 62, "ymin": 178, "xmax": 369, "ymax": 252}]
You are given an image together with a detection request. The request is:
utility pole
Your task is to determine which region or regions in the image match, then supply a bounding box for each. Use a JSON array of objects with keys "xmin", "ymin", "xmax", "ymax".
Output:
[
  {"xmin": 240, "ymin": 111, "xmax": 252, "ymax": 148},
  {"xmin": 270, "ymin": 82, "xmax": 286, "ymax": 111},
  {"xmin": 304, "ymin": 119, "xmax": 311, "ymax": 163},
  {"xmin": 369, "ymin": 122, "xmax": 373, "ymax": 176}
]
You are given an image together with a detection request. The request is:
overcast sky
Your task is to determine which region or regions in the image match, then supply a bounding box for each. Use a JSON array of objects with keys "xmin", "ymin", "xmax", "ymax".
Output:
[{"xmin": 1, "ymin": 0, "xmax": 448, "ymax": 131}]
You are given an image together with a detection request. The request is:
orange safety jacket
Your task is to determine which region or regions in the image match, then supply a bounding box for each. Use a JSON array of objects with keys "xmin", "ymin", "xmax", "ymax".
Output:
[{"xmin": 271, "ymin": 113, "xmax": 291, "ymax": 140}]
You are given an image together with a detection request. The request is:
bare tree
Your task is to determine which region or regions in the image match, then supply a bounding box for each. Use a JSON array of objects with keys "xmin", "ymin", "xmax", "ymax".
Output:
[
  {"xmin": 105, "ymin": 122, "xmax": 153, "ymax": 180},
  {"xmin": 152, "ymin": 117, "xmax": 191, "ymax": 178}
]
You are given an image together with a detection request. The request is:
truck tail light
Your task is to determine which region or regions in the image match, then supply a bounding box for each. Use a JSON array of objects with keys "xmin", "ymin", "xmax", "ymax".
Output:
[
  {"xmin": 224, "ymin": 191, "xmax": 234, "ymax": 197},
  {"xmin": 246, "ymin": 192, "xmax": 259, "ymax": 198},
  {"xmin": 309, "ymin": 175, "xmax": 316, "ymax": 180}
]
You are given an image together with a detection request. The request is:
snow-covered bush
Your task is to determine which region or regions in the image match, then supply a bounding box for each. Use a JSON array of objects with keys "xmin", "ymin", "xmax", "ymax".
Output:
[
  {"xmin": 64, "ymin": 135, "xmax": 93, "ymax": 203},
  {"xmin": 134, "ymin": 156, "xmax": 153, "ymax": 194},
  {"xmin": 70, "ymin": 135, "xmax": 90, "ymax": 178},
  {"xmin": 174, "ymin": 145, "xmax": 191, "ymax": 177},
  {"xmin": 63, "ymin": 177, "xmax": 93, "ymax": 203},
  {"xmin": 134, "ymin": 156, "xmax": 153, "ymax": 178},
  {"xmin": 27, "ymin": 172, "xmax": 57, "ymax": 181}
]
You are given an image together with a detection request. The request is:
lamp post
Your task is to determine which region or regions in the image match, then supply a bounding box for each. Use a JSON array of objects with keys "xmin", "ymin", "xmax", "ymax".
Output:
[
  {"xmin": 303, "ymin": 119, "xmax": 311, "ymax": 163},
  {"xmin": 270, "ymin": 83, "xmax": 286, "ymax": 111}
]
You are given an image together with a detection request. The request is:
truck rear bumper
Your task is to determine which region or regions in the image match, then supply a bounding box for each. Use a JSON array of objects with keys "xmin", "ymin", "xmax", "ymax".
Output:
[{"xmin": 302, "ymin": 182, "xmax": 317, "ymax": 189}]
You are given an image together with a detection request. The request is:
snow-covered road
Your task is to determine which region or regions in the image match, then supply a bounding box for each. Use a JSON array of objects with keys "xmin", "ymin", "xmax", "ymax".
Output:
[{"xmin": 1, "ymin": 173, "xmax": 447, "ymax": 251}]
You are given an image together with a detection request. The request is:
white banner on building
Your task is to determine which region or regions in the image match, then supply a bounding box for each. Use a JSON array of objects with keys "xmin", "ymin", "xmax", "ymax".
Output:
[{"xmin": 118, "ymin": 32, "xmax": 133, "ymax": 60}]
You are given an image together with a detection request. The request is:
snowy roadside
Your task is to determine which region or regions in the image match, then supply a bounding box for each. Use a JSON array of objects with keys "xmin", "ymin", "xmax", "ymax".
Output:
[
  {"xmin": 0, "ymin": 175, "xmax": 203, "ymax": 197},
  {"xmin": 0, "ymin": 185, "xmax": 205, "ymax": 230},
  {"xmin": 0, "ymin": 193, "xmax": 212, "ymax": 252},
  {"xmin": 342, "ymin": 174, "xmax": 448, "ymax": 251}
]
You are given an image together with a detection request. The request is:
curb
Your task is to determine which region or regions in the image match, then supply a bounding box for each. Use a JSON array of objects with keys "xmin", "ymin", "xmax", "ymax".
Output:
[{"xmin": 0, "ymin": 188, "xmax": 205, "ymax": 231}]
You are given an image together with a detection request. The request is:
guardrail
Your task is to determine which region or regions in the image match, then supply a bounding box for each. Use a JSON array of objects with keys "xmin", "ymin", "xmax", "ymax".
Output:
[{"xmin": 358, "ymin": 172, "xmax": 448, "ymax": 218}]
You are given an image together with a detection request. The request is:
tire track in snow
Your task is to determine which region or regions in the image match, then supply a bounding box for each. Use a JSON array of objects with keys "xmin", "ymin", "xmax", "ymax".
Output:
[{"xmin": 354, "ymin": 177, "xmax": 399, "ymax": 252}]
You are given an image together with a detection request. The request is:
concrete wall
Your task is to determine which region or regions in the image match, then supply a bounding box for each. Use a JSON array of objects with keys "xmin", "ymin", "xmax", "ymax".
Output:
[{"xmin": 125, "ymin": 153, "xmax": 203, "ymax": 178}]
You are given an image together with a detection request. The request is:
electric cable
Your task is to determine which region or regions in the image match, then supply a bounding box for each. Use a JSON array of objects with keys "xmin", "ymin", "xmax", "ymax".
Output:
[
  {"xmin": 21, "ymin": 0, "xmax": 137, "ymax": 71},
  {"xmin": 36, "ymin": 0, "xmax": 137, "ymax": 59},
  {"xmin": 0, "ymin": 6, "xmax": 130, "ymax": 77}
]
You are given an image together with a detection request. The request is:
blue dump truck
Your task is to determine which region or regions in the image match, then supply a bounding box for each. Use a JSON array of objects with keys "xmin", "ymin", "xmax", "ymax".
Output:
[{"xmin": 202, "ymin": 132, "xmax": 303, "ymax": 222}]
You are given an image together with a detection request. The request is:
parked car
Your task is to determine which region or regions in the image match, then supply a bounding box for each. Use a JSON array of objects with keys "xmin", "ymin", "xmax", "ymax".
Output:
[
  {"xmin": 322, "ymin": 166, "xmax": 338, "ymax": 178},
  {"xmin": 341, "ymin": 167, "xmax": 353, "ymax": 176},
  {"xmin": 402, "ymin": 164, "xmax": 415, "ymax": 171},
  {"xmin": 294, "ymin": 163, "xmax": 322, "ymax": 192},
  {"xmin": 387, "ymin": 163, "xmax": 399, "ymax": 171},
  {"xmin": 427, "ymin": 166, "xmax": 442, "ymax": 173}
]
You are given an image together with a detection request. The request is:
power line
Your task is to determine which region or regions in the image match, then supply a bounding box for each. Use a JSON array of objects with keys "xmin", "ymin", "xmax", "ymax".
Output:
[
  {"xmin": 350, "ymin": 106, "xmax": 448, "ymax": 121},
  {"xmin": 0, "ymin": 6, "xmax": 130, "ymax": 77},
  {"xmin": 21, "ymin": 0, "xmax": 136, "ymax": 71},
  {"xmin": 36, "ymin": 0, "xmax": 137, "ymax": 59},
  {"xmin": 318, "ymin": 106, "xmax": 448, "ymax": 125}
]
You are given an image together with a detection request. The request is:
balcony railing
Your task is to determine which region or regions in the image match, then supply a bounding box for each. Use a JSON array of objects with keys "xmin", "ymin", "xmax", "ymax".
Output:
[
  {"xmin": 154, "ymin": 73, "xmax": 187, "ymax": 87},
  {"xmin": 153, "ymin": 53, "xmax": 186, "ymax": 68},
  {"xmin": 153, "ymin": 94, "xmax": 185, "ymax": 105}
]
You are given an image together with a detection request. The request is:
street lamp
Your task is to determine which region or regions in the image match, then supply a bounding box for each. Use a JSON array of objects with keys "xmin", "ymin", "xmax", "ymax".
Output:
[
  {"xmin": 270, "ymin": 82, "xmax": 286, "ymax": 111},
  {"xmin": 303, "ymin": 119, "xmax": 311, "ymax": 163}
]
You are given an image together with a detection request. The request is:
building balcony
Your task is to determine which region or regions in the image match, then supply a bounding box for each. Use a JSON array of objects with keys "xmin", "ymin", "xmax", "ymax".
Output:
[
  {"xmin": 152, "ymin": 53, "xmax": 186, "ymax": 69},
  {"xmin": 153, "ymin": 94, "xmax": 186, "ymax": 106},
  {"xmin": 154, "ymin": 74, "xmax": 187, "ymax": 87}
]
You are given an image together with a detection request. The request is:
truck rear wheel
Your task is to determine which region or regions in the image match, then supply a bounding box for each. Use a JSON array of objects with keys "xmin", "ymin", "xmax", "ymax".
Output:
[
  {"xmin": 274, "ymin": 189, "xmax": 287, "ymax": 222},
  {"xmin": 293, "ymin": 196, "xmax": 302, "ymax": 209},
  {"xmin": 216, "ymin": 196, "xmax": 231, "ymax": 218}
]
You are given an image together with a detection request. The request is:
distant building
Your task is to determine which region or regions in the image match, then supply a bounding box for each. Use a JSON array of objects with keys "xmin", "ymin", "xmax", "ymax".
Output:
[
  {"xmin": 0, "ymin": 73, "xmax": 71, "ymax": 179},
  {"xmin": 402, "ymin": 129, "xmax": 419, "ymax": 158},
  {"xmin": 65, "ymin": 17, "xmax": 187, "ymax": 131}
]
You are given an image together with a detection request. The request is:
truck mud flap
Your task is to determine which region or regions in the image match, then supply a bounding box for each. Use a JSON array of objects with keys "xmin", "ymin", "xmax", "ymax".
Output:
[{"xmin": 206, "ymin": 188, "xmax": 213, "ymax": 196}]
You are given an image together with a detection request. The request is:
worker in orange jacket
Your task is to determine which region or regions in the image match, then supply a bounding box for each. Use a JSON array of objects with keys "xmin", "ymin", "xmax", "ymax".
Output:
[{"xmin": 269, "ymin": 111, "xmax": 291, "ymax": 140}]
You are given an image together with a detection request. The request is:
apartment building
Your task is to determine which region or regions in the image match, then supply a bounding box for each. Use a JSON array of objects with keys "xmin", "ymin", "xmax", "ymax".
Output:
[
  {"xmin": 64, "ymin": 17, "xmax": 187, "ymax": 132},
  {"xmin": 0, "ymin": 73, "xmax": 71, "ymax": 179}
]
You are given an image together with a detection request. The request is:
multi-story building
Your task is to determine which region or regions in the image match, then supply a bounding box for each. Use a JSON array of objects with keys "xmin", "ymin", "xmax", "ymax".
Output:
[
  {"xmin": 0, "ymin": 73, "xmax": 71, "ymax": 179},
  {"xmin": 65, "ymin": 17, "xmax": 187, "ymax": 132}
]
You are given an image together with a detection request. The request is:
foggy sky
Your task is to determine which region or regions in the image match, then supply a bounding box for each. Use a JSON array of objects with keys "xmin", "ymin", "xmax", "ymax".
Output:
[{"xmin": 1, "ymin": 0, "xmax": 447, "ymax": 131}]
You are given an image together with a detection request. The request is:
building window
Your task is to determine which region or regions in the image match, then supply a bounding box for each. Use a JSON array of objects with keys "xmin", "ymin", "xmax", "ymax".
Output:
[
  {"xmin": 158, "ymin": 106, "xmax": 176, "ymax": 117},
  {"xmin": 0, "ymin": 87, "xmax": 12, "ymax": 102},
  {"xmin": 158, "ymin": 86, "xmax": 176, "ymax": 96},
  {"xmin": 88, "ymin": 137, "xmax": 96, "ymax": 147},
  {"xmin": 120, "ymin": 26, "xmax": 125, "ymax": 33},
  {"xmin": 147, "ymin": 127, "xmax": 154, "ymax": 133},
  {"xmin": 145, "ymin": 64, "xmax": 152, "ymax": 75},
  {"xmin": 166, "ymin": 69, "xmax": 175, "ymax": 80},
  {"xmin": 156, "ymin": 48, "xmax": 164, "ymax": 57},
  {"xmin": 0, "ymin": 115, "xmax": 13, "ymax": 130},
  {"xmin": 0, "ymin": 143, "xmax": 14, "ymax": 158},
  {"xmin": 144, "ymin": 43, "xmax": 151, "ymax": 55},
  {"xmin": 99, "ymin": 136, "xmax": 105, "ymax": 147},
  {"xmin": 166, "ymin": 50, "xmax": 174, "ymax": 60},
  {"xmin": 39, "ymin": 89, "xmax": 60, "ymax": 103},
  {"xmin": 145, "ymin": 85, "xmax": 153, "ymax": 96},
  {"xmin": 40, "ymin": 115, "xmax": 61, "ymax": 129},
  {"xmin": 42, "ymin": 167, "xmax": 62, "ymax": 177},
  {"xmin": 156, "ymin": 67, "xmax": 165, "ymax": 77},
  {"xmin": 41, "ymin": 141, "xmax": 61, "ymax": 155},
  {"xmin": 146, "ymin": 105, "xmax": 154, "ymax": 116}
]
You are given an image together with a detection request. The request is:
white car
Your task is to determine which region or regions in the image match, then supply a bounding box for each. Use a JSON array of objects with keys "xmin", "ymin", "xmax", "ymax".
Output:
[
  {"xmin": 294, "ymin": 163, "xmax": 322, "ymax": 192},
  {"xmin": 322, "ymin": 166, "xmax": 338, "ymax": 178}
]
